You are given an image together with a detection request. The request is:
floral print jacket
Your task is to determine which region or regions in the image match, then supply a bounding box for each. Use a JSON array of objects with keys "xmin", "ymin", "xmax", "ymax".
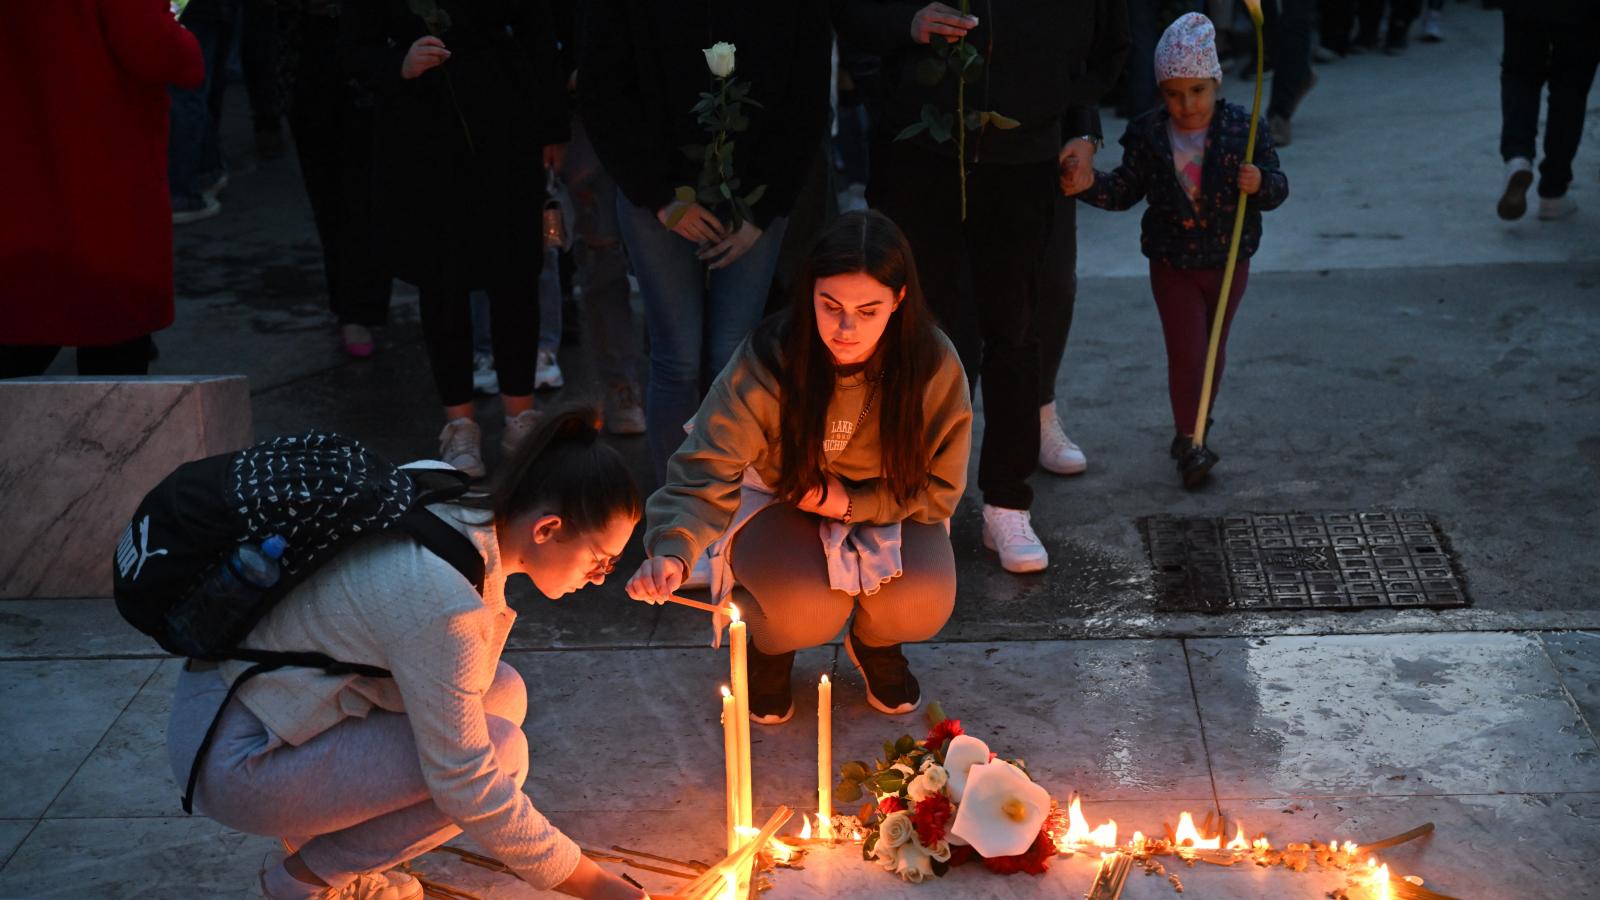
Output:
[{"xmin": 1078, "ymin": 99, "xmax": 1288, "ymax": 269}]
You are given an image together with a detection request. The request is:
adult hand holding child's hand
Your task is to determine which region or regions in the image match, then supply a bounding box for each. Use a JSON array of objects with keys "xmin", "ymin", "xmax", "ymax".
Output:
[
  {"xmin": 625, "ymin": 556, "xmax": 686, "ymax": 605},
  {"xmin": 1238, "ymin": 163, "xmax": 1261, "ymax": 195},
  {"xmin": 1058, "ymin": 138, "xmax": 1095, "ymax": 196}
]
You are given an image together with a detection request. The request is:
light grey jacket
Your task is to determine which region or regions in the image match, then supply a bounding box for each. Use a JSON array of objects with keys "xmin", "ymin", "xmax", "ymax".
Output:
[{"xmin": 218, "ymin": 503, "xmax": 581, "ymax": 890}]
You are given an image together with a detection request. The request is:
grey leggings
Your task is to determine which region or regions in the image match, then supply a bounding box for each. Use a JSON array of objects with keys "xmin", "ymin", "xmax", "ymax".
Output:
[
  {"xmin": 167, "ymin": 661, "xmax": 529, "ymax": 889},
  {"xmin": 729, "ymin": 504, "xmax": 957, "ymax": 654}
]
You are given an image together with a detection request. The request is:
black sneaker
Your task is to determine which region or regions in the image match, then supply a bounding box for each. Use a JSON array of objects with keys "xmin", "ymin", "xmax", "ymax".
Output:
[
  {"xmin": 1178, "ymin": 444, "xmax": 1220, "ymax": 489},
  {"xmin": 1170, "ymin": 433, "xmax": 1192, "ymax": 460},
  {"xmin": 748, "ymin": 645, "xmax": 795, "ymax": 725},
  {"xmin": 844, "ymin": 628, "xmax": 921, "ymax": 716}
]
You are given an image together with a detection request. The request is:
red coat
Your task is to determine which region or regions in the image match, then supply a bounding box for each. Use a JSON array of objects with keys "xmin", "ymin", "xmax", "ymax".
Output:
[{"xmin": 0, "ymin": 0, "xmax": 203, "ymax": 346}]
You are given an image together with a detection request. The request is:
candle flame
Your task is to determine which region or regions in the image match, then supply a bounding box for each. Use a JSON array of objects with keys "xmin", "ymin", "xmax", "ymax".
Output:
[
  {"xmin": 1174, "ymin": 811, "xmax": 1222, "ymax": 850},
  {"xmin": 721, "ymin": 685, "xmax": 732, "ymax": 698},
  {"xmin": 1253, "ymin": 836, "xmax": 1272, "ymax": 851},
  {"xmin": 819, "ymin": 816, "xmax": 835, "ymax": 840},
  {"xmin": 820, "ymin": 673, "xmax": 829, "ymax": 685},
  {"xmin": 1343, "ymin": 840, "xmax": 1359, "ymax": 856},
  {"xmin": 1227, "ymin": 822, "xmax": 1250, "ymax": 851},
  {"xmin": 1055, "ymin": 796, "xmax": 1118, "ymax": 850},
  {"xmin": 729, "ymin": 604, "xmax": 742, "ymax": 624},
  {"xmin": 737, "ymin": 825, "xmax": 797, "ymax": 864},
  {"xmin": 1373, "ymin": 863, "xmax": 1392, "ymax": 900},
  {"xmin": 1131, "ymin": 830, "xmax": 1146, "ymax": 849},
  {"xmin": 799, "ymin": 815, "xmax": 813, "ymax": 840}
]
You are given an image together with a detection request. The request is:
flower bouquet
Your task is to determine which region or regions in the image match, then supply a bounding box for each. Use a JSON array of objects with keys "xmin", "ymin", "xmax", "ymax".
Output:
[{"xmin": 837, "ymin": 704, "xmax": 1063, "ymax": 883}]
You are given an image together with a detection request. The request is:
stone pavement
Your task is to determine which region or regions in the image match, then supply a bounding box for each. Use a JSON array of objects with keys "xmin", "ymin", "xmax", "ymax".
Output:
[{"xmin": 5, "ymin": 4, "xmax": 1600, "ymax": 898}]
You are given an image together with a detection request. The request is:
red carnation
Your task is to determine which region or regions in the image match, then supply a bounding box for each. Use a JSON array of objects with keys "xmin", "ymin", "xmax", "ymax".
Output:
[
  {"xmin": 911, "ymin": 794, "xmax": 953, "ymax": 846},
  {"xmin": 879, "ymin": 796, "xmax": 905, "ymax": 815},
  {"xmin": 979, "ymin": 829, "xmax": 1055, "ymax": 876},
  {"xmin": 923, "ymin": 718, "xmax": 964, "ymax": 751}
]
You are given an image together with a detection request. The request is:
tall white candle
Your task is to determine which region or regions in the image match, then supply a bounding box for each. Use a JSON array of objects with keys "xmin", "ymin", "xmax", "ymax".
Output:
[
  {"xmin": 728, "ymin": 605, "xmax": 753, "ymax": 830},
  {"xmin": 817, "ymin": 674, "xmax": 833, "ymax": 837},
  {"xmin": 721, "ymin": 686, "xmax": 739, "ymax": 855}
]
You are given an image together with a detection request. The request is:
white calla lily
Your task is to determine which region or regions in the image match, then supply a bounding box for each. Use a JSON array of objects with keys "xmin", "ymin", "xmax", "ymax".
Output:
[
  {"xmin": 947, "ymin": 760, "xmax": 1052, "ymax": 858},
  {"xmin": 942, "ymin": 734, "xmax": 991, "ymax": 803}
]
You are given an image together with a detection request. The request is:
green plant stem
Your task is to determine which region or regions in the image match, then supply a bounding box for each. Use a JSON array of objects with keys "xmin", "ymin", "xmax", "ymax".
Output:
[
  {"xmin": 956, "ymin": 0, "xmax": 970, "ymax": 221},
  {"xmin": 442, "ymin": 67, "xmax": 475, "ymax": 155}
]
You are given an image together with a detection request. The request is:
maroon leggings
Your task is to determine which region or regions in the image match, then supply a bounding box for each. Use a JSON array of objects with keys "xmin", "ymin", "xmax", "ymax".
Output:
[{"xmin": 1149, "ymin": 258, "xmax": 1250, "ymax": 436}]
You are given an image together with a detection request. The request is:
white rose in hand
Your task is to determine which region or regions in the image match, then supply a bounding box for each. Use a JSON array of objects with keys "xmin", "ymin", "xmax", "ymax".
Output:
[{"xmin": 703, "ymin": 41, "xmax": 737, "ymax": 78}]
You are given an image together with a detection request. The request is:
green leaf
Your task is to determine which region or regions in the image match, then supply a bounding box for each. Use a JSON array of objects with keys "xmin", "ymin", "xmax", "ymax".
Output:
[
  {"xmin": 720, "ymin": 183, "xmax": 733, "ymax": 200},
  {"xmin": 962, "ymin": 55, "xmax": 985, "ymax": 80},
  {"xmin": 674, "ymin": 185, "xmax": 696, "ymax": 204},
  {"xmin": 915, "ymin": 58, "xmax": 947, "ymax": 87},
  {"xmin": 894, "ymin": 121, "xmax": 929, "ymax": 142},
  {"xmin": 836, "ymin": 778, "xmax": 863, "ymax": 803},
  {"xmin": 928, "ymin": 111, "xmax": 955, "ymax": 144},
  {"xmin": 696, "ymin": 187, "xmax": 722, "ymax": 206},
  {"xmin": 680, "ymin": 144, "xmax": 706, "ymax": 161},
  {"xmin": 743, "ymin": 183, "xmax": 767, "ymax": 207},
  {"xmin": 884, "ymin": 741, "xmax": 897, "ymax": 761},
  {"xmin": 986, "ymin": 111, "xmax": 1021, "ymax": 130},
  {"xmin": 895, "ymin": 735, "xmax": 917, "ymax": 756},
  {"xmin": 862, "ymin": 832, "xmax": 879, "ymax": 860},
  {"xmin": 965, "ymin": 110, "xmax": 983, "ymax": 131},
  {"xmin": 841, "ymin": 761, "xmax": 871, "ymax": 782},
  {"xmin": 926, "ymin": 702, "xmax": 947, "ymax": 727}
]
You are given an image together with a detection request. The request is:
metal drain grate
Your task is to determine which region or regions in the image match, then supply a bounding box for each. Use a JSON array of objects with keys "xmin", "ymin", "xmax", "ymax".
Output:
[{"xmin": 1141, "ymin": 511, "xmax": 1470, "ymax": 612}]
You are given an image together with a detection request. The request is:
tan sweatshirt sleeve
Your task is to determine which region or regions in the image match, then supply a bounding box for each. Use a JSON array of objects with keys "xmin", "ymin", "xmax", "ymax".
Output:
[
  {"xmin": 644, "ymin": 341, "xmax": 781, "ymax": 568},
  {"xmin": 845, "ymin": 336, "xmax": 973, "ymax": 524},
  {"xmin": 386, "ymin": 600, "xmax": 582, "ymax": 890}
]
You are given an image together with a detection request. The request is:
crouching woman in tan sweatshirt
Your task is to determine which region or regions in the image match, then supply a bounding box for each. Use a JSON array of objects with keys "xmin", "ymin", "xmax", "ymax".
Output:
[
  {"xmin": 626, "ymin": 210, "xmax": 973, "ymax": 724},
  {"xmin": 166, "ymin": 410, "xmax": 647, "ymax": 900}
]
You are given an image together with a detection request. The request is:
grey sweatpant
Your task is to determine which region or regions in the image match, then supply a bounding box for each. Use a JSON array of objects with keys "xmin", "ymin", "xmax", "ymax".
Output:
[{"xmin": 167, "ymin": 661, "xmax": 529, "ymax": 889}]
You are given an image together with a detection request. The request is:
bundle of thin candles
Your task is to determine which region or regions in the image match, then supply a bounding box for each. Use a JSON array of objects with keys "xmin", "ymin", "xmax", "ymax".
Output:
[{"xmin": 655, "ymin": 806, "xmax": 793, "ymax": 900}]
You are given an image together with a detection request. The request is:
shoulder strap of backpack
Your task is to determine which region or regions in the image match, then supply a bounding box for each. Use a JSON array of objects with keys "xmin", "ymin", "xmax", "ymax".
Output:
[{"xmin": 395, "ymin": 508, "xmax": 486, "ymax": 593}]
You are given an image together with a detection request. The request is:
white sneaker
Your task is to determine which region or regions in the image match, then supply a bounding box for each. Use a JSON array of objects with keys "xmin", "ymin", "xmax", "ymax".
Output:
[
  {"xmin": 1498, "ymin": 157, "xmax": 1533, "ymax": 220},
  {"xmin": 535, "ymin": 349, "xmax": 564, "ymax": 390},
  {"xmin": 259, "ymin": 861, "xmax": 421, "ymax": 900},
  {"xmin": 438, "ymin": 418, "xmax": 486, "ymax": 479},
  {"xmin": 1538, "ymin": 194, "xmax": 1578, "ymax": 220},
  {"xmin": 501, "ymin": 409, "xmax": 543, "ymax": 458},
  {"xmin": 604, "ymin": 382, "xmax": 647, "ymax": 435},
  {"xmin": 472, "ymin": 352, "xmax": 499, "ymax": 396},
  {"xmin": 1419, "ymin": 9, "xmax": 1442, "ymax": 42},
  {"xmin": 981, "ymin": 505, "xmax": 1049, "ymax": 573},
  {"xmin": 1039, "ymin": 404, "xmax": 1087, "ymax": 475}
]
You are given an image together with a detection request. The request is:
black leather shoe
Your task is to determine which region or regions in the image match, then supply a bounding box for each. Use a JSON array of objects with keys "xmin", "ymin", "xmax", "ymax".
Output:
[
  {"xmin": 844, "ymin": 627, "xmax": 921, "ymax": 716},
  {"xmin": 1179, "ymin": 444, "xmax": 1220, "ymax": 489},
  {"xmin": 748, "ymin": 645, "xmax": 795, "ymax": 725},
  {"xmin": 1170, "ymin": 419, "xmax": 1213, "ymax": 459}
]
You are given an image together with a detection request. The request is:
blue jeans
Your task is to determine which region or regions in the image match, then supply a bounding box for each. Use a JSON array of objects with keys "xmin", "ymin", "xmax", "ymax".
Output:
[
  {"xmin": 168, "ymin": 16, "xmax": 231, "ymax": 203},
  {"xmin": 564, "ymin": 121, "xmax": 637, "ymax": 390},
  {"xmin": 615, "ymin": 197, "xmax": 788, "ymax": 484}
]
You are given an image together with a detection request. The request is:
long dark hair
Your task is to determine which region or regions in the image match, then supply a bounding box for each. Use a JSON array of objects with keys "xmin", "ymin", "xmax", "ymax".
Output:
[
  {"xmin": 754, "ymin": 210, "xmax": 943, "ymax": 508},
  {"xmin": 476, "ymin": 406, "xmax": 642, "ymax": 536}
]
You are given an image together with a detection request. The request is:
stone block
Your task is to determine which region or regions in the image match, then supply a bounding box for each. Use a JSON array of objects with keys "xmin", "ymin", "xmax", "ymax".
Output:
[{"xmin": 0, "ymin": 376, "xmax": 251, "ymax": 599}]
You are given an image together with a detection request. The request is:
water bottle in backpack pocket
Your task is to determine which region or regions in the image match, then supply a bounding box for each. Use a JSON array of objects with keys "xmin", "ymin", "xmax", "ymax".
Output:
[{"xmin": 174, "ymin": 535, "xmax": 289, "ymax": 641}]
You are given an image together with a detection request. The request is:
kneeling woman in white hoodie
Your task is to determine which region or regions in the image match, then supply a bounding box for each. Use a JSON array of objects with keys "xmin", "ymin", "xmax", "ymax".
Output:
[{"xmin": 166, "ymin": 409, "xmax": 646, "ymax": 900}]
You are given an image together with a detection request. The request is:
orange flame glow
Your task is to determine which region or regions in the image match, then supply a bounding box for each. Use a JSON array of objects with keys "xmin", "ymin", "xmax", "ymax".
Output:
[
  {"xmin": 1373, "ymin": 863, "xmax": 1392, "ymax": 900},
  {"xmin": 1055, "ymin": 796, "xmax": 1118, "ymax": 850},
  {"xmin": 1227, "ymin": 822, "xmax": 1250, "ymax": 851},
  {"xmin": 799, "ymin": 814, "xmax": 813, "ymax": 841},
  {"xmin": 1174, "ymin": 812, "xmax": 1222, "ymax": 850},
  {"xmin": 1253, "ymin": 836, "xmax": 1272, "ymax": 851},
  {"xmin": 729, "ymin": 604, "xmax": 742, "ymax": 624}
]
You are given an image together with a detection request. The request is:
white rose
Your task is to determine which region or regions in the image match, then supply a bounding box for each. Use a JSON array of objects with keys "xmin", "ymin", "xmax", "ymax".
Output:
[
  {"xmin": 880, "ymin": 810, "xmax": 916, "ymax": 849},
  {"xmin": 926, "ymin": 839, "xmax": 953, "ymax": 863},
  {"xmin": 893, "ymin": 840, "xmax": 935, "ymax": 883},
  {"xmin": 703, "ymin": 42, "xmax": 736, "ymax": 78},
  {"xmin": 907, "ymin": 765, "xmax": 949, "ymax": 803}
]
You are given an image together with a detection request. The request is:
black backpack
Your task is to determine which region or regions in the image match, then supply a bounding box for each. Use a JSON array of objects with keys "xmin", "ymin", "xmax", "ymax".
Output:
[{"xmin": 112, "ymin": 431, "xmax": 488, "ymax": 812}]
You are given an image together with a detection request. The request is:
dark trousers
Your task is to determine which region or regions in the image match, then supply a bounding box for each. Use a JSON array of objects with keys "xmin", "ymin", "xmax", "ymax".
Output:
[
  {"xmin": 870, "ymin": 144, "xmax": 1055, "ymax": 510},
  {"xmin": 1149, "ymin": 259, "xmax": 1249, "ymax": 436},
  {"xmin": 241, "ymin": 0, "xmax": 282, "ymax": 132},
  {"xmin": 1501, "ymin": 11, "xmax": 1600, "ymax": 199},
  {"xmin": 1266, "ymin": 0, "xmax": 1315, "ymax": 120},
  {"xmin": 1, "ymin": 336, "xmax": 153, "ymax": 379},
  {"xmin": 1037, "ymin": 194, "xmax": 1076, "ymax": 407},
  {"xmin": 419, "ymin": 281, "xmax": 539, "ymax": 406},
  {"xmin": 286, "ymin": 16, "xmax": 392, "ymax": 326}
]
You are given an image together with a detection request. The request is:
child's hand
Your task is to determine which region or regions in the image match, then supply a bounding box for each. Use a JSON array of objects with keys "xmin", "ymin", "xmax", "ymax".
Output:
[
  {"xmin": 1238, "ymin": 163, "xmax": 1261, "ymax": 195},
  {"xmin": 1059, "ymin": 158, "xmax": 1095, "ymax": 197}
]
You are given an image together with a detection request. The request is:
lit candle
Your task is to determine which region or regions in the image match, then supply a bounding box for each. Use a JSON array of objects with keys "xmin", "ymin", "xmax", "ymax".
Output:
[
  {"xmin": 721, "ymin": 686, "xmax": 739, "ymax": 854},
  {"xmin": 817, "ymin": 674, "xmax": 833, "ymax": 838},
  {"xmin": 728, "ymin": 605, "xmax": 753, "ymax": 831}
]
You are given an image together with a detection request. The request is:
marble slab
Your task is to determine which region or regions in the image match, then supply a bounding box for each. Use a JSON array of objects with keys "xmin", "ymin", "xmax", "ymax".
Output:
[
  {"xmin": 0, "ymin": 659, "xmax": 158, "ymax": 818},
  {"xmin": 1542, "ymin": 631, "xmax": 1600, "ymax": 740},
  {"xmin": 0, "ymin": 820, "xmax": 34, "ymax": 871},
  {"xmin": 48, "ymin": 659, "xmax": 184, "ymax": 818},
  {"xmin": 0, "ymin": 816, "xmax": 276, "ymax": 899},
  {"xmin": 0, "ymin": 598, "xmax": 163, "ymax": 661},
  {"xmin": 1188, "ymin": 632, "xmax": 1600, "ymax": 799},
  {"xmin": 0, "ymin": 376, "xmax": 251, "ymax": 599}
]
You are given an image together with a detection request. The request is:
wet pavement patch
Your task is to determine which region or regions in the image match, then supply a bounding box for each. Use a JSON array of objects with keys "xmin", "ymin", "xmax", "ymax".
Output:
[{"xmin": 1141, "ymin": 511, "xmax": 1470, "ymax": 612}]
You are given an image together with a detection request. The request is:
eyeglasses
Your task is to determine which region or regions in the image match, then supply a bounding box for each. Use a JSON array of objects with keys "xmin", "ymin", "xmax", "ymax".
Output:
[{"xmin": 585, "ymin": 541, "xmax": 621, "ymax": 580}]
